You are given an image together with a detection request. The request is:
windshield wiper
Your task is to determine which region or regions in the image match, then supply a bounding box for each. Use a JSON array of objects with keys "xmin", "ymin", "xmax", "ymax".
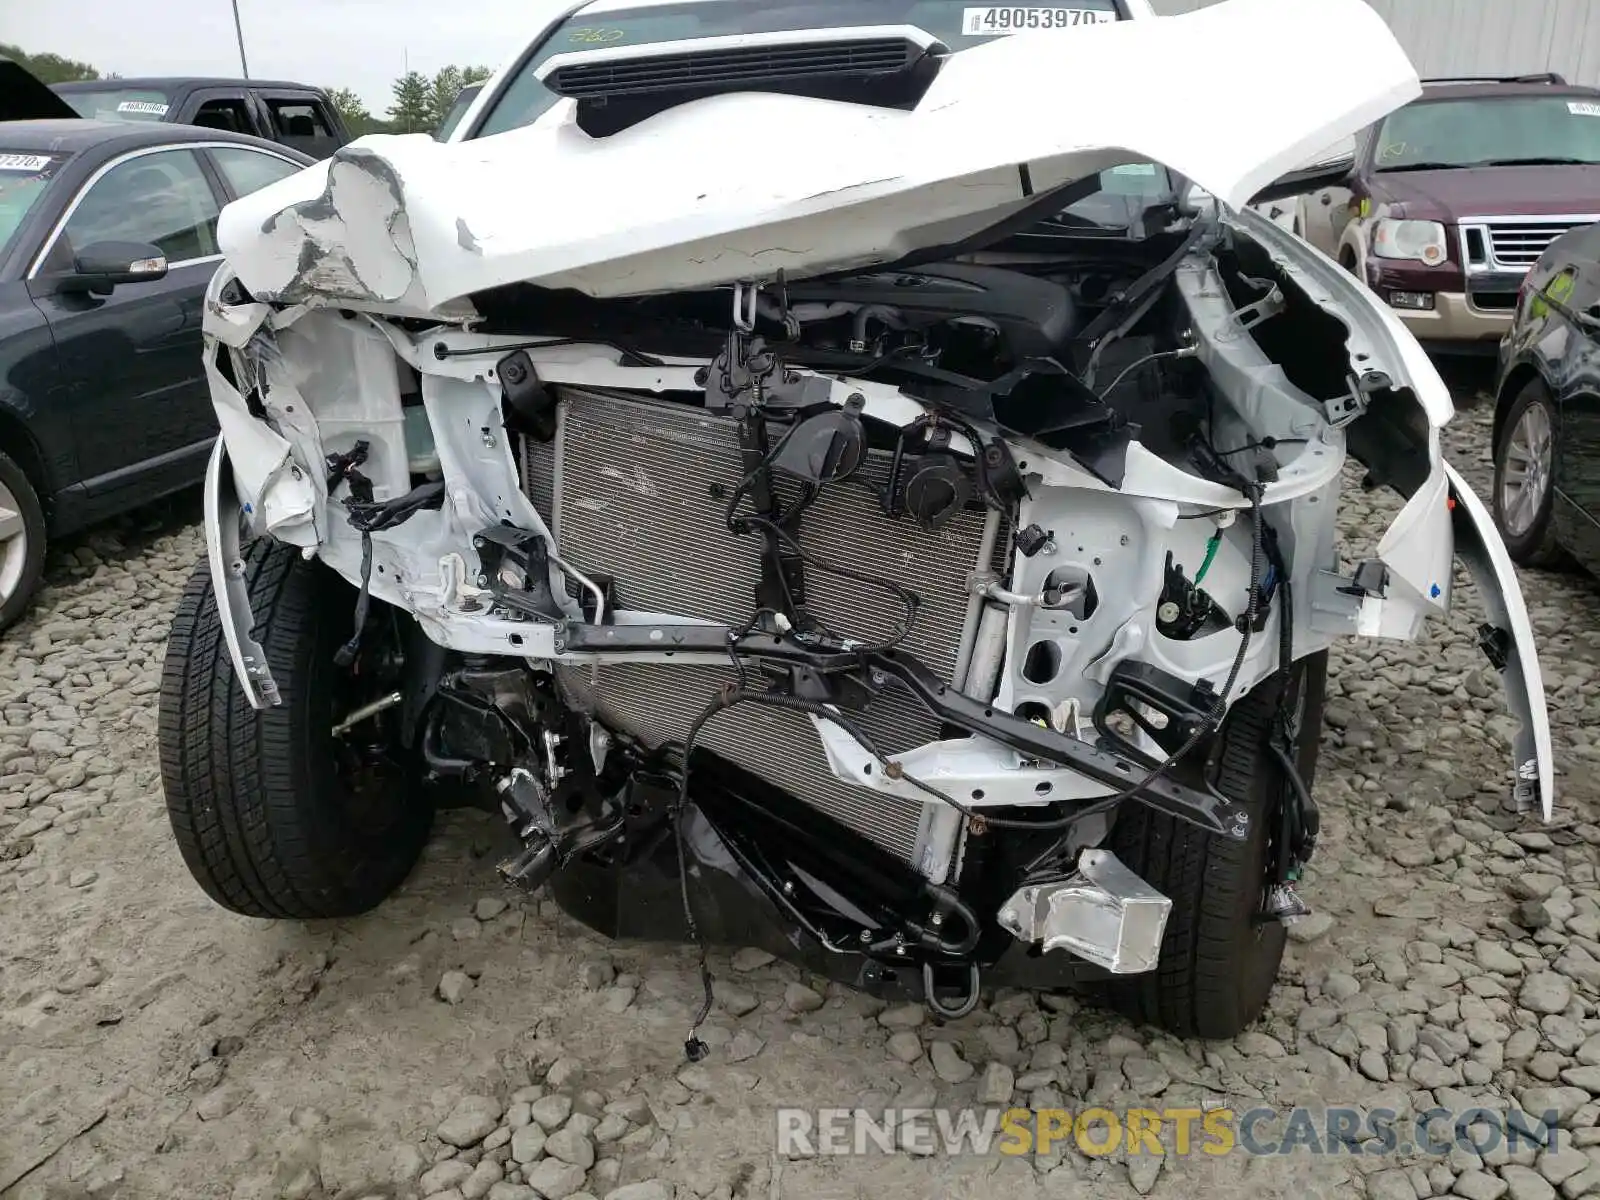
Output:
[
  {"xmin": 1374, "ymin": 161, "xmax": 1462, "ymax": 173},
  {"xmin": 1475, "ymin": 156, "xmax": 1594, "ymax": 167}
]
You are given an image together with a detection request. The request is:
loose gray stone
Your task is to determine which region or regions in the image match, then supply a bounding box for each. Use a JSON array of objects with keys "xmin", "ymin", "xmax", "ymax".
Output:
[
  {"xmin": 1235, "ymin": 1032, "xmax": 1286, "ymax": 1059},
  {"xmin": 1122, "ymin": 1056, "xmax": 1171, "ymax": 1093},
  {"xmin": 1477, "ymin": 942, "xmax": 1526, "ymax": 975},
  {"xmin": 1537, "ymin": 1148, "xmax": 1590, "ymax": 1186},
  {"xmin": 439, "ymin": 1096, "xmax": 504, "ymax": 1148},
  {"xmin": 1452, "ymin": 1172, "xmax": 1507, "ymax": 1200},
  {"xmin": 1521, "ymin": 974, "xmax": 1574, "ymax": 1016},
  {"xmin": 475, "ymin": 897, "xmax": 509, "ymax": 922},
  {"xmin": 1519, "ymin": 1087, "xmax": 1590, "ymax": 1124},
  {"xmin": 1559, "ymin": 1067, "xmax": 1600, "ymax": 1095},
  {"xmin": 193, "ymin": 1084, "xmax": 245, "ymax": 1121},
  {"xmin": 1287, "ymin": 911, "xmax": 1335, "ymax": 943},
  {"xmin": 1515, "ymin": 901, "xmax": 1553, "ymax": 931},
  {"xmin": 546, "ymin": 1059, "xmax": 583, "ymax": 1088},
  {"xmin": 510, "ymin": 1123, "xmax": 547, "ymax": 1164},
  {"xmin": 523, "ymin": 1158, "xmax": 587, "ymax": 1200},
  {"xmin": 726, "ymin": 1030, "xmax": 764, "ymax": 1063},
  {"xmin": 886, "ymin": 1031, "xmax": 922, "ymax": 1063},
  {"xmin": 784, "ymin": 983, "xmax": 824, "ymax": 1013},
  {"xmin": 1127, "ymin": 1152, "xmax": 1162, "ymax": 1195},
  {"xmin": 979, "ymin": 1062, "xmax": 1015, "ymax": 1105},
  {"xmin": 1499, "ymin": 1165, "xmax": 1557, "ymax": 1200},
  {"xmin": 462, "ymin": 1158, "xmax": 505, "ymax": 1200},
  {"xmin": 439, "ymin": 971, "xmax": 475, "ymax": 1005},
  {"xmin": 930, "ymin": 1041, "xmax": 974, "ymax": 1084},
  {"xmin": 1325, "ymin": 972, "xmax": 1361, "ymax": 1002},
  {"xmin": 1367, "ymin": 1168, "xmax": 1418, "ymax": 1200},
  {"xmin": 604, "ymin": 1184, "xmax": 672, "ymax": 1200},
  {"xmin": 717, "ymin": 984, "xmax": 759, "ymax": 1017},
  {"xmin": 730, "ymin": 948, "xmax": 775, "ymax": 971},
  {"xmin": 877, "ymin": 1004, "xmax": 924, "ymax": 1030},
  {"xmin": 531, "ymin": 1095, "xmax": 573, "ymax": 1131},
  {"xmin": 545, "ymin": 1128, "xmax": 596, "ymax": 1170}
]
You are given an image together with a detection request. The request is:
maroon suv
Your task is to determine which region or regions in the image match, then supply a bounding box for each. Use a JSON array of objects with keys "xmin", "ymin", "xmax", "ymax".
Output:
[{"xmin": 1291, "ymin": 74, "xmax": 1600, "ymax": 355}]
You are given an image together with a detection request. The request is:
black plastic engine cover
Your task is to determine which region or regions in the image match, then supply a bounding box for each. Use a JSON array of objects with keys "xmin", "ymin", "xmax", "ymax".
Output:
[{"xmin": 785, "ymin": 263, "xmax": 1076, "ymax": 358}]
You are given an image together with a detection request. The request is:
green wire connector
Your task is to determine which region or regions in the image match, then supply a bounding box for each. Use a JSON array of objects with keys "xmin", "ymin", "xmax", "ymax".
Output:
[{"xmin": 1192, "ymin": 530, "xmax": 1222, "ymax": 586}]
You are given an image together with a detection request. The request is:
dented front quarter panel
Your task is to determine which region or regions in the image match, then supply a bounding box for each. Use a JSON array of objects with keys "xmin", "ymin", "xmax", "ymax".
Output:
[{"xmin": 1234, "ymin": 209, "xmax": 1554, "ymax": 819}]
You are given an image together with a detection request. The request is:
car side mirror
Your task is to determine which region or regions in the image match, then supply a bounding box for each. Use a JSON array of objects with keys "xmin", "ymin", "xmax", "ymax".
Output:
[
  {"xmin": 55, "ymin": 240, "xmax": 168, "ymax": 294},
  {"xmin": 1248, "ymin": 153, "xmax": 1356, "ymax": 208}
]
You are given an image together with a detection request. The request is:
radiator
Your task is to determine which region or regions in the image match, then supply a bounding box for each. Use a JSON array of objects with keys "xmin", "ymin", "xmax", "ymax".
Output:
[{"xmin": 520, "ymin": 386, "xmax": 993, "ymax": 867}]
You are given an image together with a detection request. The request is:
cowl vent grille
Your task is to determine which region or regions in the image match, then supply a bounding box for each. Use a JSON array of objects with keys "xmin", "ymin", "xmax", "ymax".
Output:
[{"xmin": 544, "ymin": 37, "xmax": 926, "ymax": 100}]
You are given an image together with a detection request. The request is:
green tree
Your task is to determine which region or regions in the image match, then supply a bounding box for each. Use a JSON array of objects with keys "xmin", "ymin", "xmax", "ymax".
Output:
[
  {"xmin": 0, "ymin": 42, "xmax": 101, "ymax": 83},
  {"xmin": 328, "ymin": 87, "xmax": 368, "ymax": 124},
  {"xmin": 426, "ymin": 65, "xmax": 493, "ymax": 131},
  {"xmin": 388, "ymin": 70, "xmax": 433, "ymax": 133},
  {"xmin": 327, "ymin": 86, "xmax": 391, "ymax": 136},
  {"xmin": 427, "ymin": 65, "xmax": 463, "ymax": 129}
]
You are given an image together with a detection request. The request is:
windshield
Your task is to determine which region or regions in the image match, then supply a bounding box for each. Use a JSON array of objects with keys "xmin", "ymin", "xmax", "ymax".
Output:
[
  {"xmin": 0, "ymin": 152, "xmax": 68, "ymax": 264},
  {"xmin": 1376, "ymin": 96, "xmax": 1600, "ymax": 170},
  {"xmin": 57, "ymin": 87, "xmax": 175, "ymax": 122},
  {"xmin": 475, "ymin": 0, "xmax": 1122, "ymax": 137}
]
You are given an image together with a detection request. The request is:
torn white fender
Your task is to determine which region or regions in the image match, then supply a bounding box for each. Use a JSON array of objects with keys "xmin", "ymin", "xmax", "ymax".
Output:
[
  {"xmin": 1443, "ymin": 463, "xmax": 1554, "ymax": 821},
  {"xmin": 203, "ymin": 438, "xmax": 281, "ymax": 709}
]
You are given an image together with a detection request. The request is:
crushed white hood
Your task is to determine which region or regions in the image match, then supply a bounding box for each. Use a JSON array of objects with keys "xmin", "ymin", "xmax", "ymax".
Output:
[{"xmin": 217, "ymin": 0, "xmax": 1419, "ymax": 312}]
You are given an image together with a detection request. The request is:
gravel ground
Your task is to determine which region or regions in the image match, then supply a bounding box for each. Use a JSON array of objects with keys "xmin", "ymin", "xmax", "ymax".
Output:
[{"xmin": 4, "ymin": 398, "xmax": 1600, "ymax": 1200}]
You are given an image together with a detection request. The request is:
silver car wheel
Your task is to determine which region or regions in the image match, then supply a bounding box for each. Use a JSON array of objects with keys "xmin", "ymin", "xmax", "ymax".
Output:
[
  {"xmin": 1500, "ymin": 401, "xmax": 1553, "ymax": 539},
  {"xmin": 0, "ymin": 478, "xmax": 28, "ymax": 607}
]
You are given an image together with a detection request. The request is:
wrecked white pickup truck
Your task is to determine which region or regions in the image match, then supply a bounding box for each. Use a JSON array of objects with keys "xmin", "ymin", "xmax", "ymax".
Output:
[{"xmin": 157, "ymin": 0, "xmax": 1552, "ymax": 1046}]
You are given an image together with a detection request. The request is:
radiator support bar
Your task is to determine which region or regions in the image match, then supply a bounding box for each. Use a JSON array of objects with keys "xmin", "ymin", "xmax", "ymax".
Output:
[{"xmin": 551, "ymin": 620, "xmax": 1245, "ymax": 840}]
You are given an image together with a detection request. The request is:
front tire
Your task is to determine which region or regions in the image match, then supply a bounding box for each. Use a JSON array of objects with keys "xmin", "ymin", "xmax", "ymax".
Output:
[
  {"xmin": 1090, "ymin": 651, "xmax": 1328, "ymax": 1039},
  {"xmin": 1493, "ymin": 378, "xmax": 1565, "ymax": 567},
  {"xmin": 158, "ymin": 540, "xmax": 432, "ymax": 919},
  {"xmin": 0, "ymin": 448, "xmax": 47, "ymax": 633}
]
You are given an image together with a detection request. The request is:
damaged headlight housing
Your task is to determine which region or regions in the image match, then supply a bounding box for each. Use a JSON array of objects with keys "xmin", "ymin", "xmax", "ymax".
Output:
[{"xmin": 1372, "ymin": 218, "xmax": 1448, "ymax": 266}]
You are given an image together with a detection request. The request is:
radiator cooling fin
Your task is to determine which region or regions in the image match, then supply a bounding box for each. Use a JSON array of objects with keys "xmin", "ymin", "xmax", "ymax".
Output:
[{"xmin": 521, "ymin": 386, "xmax": 996, "ymax": 868}]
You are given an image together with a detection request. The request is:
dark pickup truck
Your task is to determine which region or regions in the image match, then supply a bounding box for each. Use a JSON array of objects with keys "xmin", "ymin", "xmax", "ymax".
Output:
[{"xmin": 50, "ymin": 77, "xmax": 349, "ymax": 159}]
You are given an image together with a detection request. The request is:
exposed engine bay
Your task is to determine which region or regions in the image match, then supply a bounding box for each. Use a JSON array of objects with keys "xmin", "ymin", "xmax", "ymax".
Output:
[
  {"xmin": 202, "ymin": 201, "xmax": 1545, "ymax": 1023},
  {"xmin": 190, "ymin": 0, "xmax": 1552, "ymax": 1041}
]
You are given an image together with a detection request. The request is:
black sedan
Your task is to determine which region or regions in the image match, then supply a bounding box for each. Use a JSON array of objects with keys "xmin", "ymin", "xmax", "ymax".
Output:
[
  {"xmin": 0, "ymin": 118, "xmax": 312, "ymax": 629},
  {"xmin": 1493, "ymin": 221, "xmax": 1600, "ymax": 570}
]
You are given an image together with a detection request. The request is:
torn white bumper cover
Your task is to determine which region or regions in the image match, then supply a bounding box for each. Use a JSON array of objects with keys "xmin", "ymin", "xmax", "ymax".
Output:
[{"xmin": 199, "ymin": 0, "xmax": 1553, "ymax": 900}]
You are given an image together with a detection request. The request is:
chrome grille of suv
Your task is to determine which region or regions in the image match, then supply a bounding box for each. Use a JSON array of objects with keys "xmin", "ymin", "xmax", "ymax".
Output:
[{"xmin": 1466, "ymin": 217, "xmax": 1600, "ymax": 271}]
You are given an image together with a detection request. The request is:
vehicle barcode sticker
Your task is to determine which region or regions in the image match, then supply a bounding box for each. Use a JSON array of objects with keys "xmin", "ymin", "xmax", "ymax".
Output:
[
  {"xmin": 1569, "ymin": 101, "xmax": 1600, "ymax": 117},
  {"xmin": 961, "ymin": 7, "xmax": 1117, "ymax": 35},
  {"xmin": 0, "ymin": 154, "xmax": 53, "ymax": 172},
  {"xmin": 117, "ymin": 100, "xmax": 170, "ymax": 115}
]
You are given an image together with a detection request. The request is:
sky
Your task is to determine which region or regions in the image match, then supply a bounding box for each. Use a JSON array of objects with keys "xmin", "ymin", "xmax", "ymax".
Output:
[{"xmin": 6, "ymin": 0, "xmax": 570, "ymax": 112}]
